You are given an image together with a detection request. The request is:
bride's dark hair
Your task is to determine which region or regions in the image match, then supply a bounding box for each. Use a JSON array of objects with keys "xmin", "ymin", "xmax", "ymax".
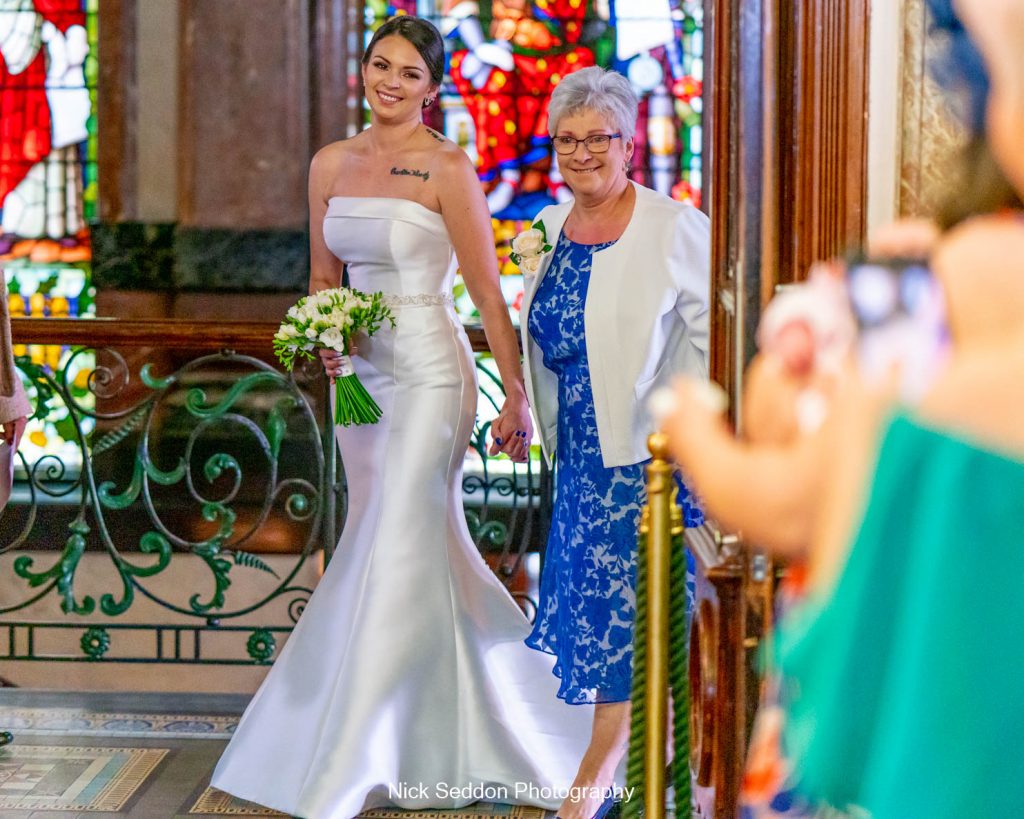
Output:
[{"xmin": 362, "ymin": 16, "xmax": 445, "ymax": 86}]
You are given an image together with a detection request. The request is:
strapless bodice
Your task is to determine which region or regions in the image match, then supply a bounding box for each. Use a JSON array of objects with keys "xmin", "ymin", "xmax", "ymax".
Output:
[{"xmin": 323, "ymin": 197, "xmax": 457, "ymax": 299}]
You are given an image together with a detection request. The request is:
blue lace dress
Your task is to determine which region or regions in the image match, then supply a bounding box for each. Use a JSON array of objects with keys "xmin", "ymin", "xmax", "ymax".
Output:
[{"xmin": 526, "ymin": 233, "xmax": 702, "ymax": 705}]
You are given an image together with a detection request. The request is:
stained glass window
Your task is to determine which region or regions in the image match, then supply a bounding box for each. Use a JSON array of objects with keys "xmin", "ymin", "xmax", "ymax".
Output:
[
  {"xmin": 2, "ymin": 0, "xmax": 98, "ymax": 468},
  {"xmin": 364, "ymin": 0, "xmax": 704, "ymax": 325},
  {"xmin": 363, "ymin": 1, "xmax": 703, "ymax": 474}
]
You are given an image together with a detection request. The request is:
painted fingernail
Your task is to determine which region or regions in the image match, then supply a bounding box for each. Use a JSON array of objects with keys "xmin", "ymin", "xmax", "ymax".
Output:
[{"xmin": 495, "ymin": 437, "xmax": 503, "ymax": 445}]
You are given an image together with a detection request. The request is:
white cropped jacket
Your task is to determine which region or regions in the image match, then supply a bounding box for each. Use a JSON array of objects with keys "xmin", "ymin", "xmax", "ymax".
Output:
[{"xmin": 520, "ymin": 182, "xmax": 711, "ymax": 468}]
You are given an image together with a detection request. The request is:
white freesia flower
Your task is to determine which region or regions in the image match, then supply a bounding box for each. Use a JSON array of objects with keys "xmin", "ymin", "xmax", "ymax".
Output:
[
  {"xmin": 512, "ymin": 228, "xmax": 545, "ymax": 257},
  {"xmin": 320, "ymin": 326, "xmax": 346, "ymax": 352}
]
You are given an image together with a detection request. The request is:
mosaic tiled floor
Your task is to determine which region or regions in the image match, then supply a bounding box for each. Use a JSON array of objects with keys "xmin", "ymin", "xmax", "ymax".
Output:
[
  {"xmin": 358, "ymin": 807, "xmax": 545, "ymax": 818},
  {"xmin": 0, "ymin": 744, "xmax": 168, "ymax": 811},
  {"xmin": 0, "ymin": 705, "xmax": 237, "ymax": 738},
  {"xmin": 0, "ymin": 690, "xmax": 558, "ymax": 818},
  {"xmin": 191, "ymin": 786, "xmax": 289, "ymax": 816},
  {"xmin": 192, "ymin": 788, "xmax": 549, "ymax": 817}
]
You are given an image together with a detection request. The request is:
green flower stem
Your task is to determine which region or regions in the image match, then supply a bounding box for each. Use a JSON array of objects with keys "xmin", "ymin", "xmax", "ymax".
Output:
[{"xmin": 333, "ymin": 374, "xmax": 383, "ymax": 426}]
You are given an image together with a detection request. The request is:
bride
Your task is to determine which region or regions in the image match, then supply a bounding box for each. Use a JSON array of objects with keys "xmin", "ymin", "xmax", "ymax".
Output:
[{"xmin": 210, "ymin": 15, "xmax": 593, "ymax": 819}]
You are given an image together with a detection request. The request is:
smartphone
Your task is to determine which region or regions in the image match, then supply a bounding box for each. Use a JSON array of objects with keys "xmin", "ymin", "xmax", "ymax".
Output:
[{"xmin": 845, "ymin": 256, "xmax": 950, "ymax": 399}]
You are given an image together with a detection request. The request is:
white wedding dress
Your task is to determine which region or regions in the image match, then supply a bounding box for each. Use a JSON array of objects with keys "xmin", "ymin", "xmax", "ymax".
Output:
[{"xmin": 211, "ymin": 197, "xmax": 593, "ymax": 819}]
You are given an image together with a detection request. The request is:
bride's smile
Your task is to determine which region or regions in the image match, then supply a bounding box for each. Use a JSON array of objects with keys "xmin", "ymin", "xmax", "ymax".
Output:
[{"xmin": 362, "ymin": 36, "xmax": 435, "ymax": 119}]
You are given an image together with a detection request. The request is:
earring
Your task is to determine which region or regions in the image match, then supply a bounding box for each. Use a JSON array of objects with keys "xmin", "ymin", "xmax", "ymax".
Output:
[{"xmin": 423, "ymin": 97, "xmax": 434, "ymax": 108}]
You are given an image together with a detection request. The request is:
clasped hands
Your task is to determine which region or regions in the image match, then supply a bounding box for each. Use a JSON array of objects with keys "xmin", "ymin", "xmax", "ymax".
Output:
[
  {"xmin": 488, "ymin": 394, "xmax": 532, "ymax": 463},
  {"xmin": 318, "ymin": 343, "xmax": 532, "ymax": 462}
]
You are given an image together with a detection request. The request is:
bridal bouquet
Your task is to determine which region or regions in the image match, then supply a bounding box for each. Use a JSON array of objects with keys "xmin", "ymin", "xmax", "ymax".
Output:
[{"xmin": 274, "ymin": 288, "xmax": 395, "ymax": 426}]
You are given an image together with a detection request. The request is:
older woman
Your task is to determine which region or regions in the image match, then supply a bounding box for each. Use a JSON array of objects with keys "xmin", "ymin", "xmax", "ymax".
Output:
[{"xmin": 520, "ymin": 66, "xmax": 710, "ymax": 818}]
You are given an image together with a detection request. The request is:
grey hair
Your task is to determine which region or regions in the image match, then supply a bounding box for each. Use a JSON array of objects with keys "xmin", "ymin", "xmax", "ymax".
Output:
[{"xmin": 548, "ymin": 66, "xmax": 639, "ymax": 140}]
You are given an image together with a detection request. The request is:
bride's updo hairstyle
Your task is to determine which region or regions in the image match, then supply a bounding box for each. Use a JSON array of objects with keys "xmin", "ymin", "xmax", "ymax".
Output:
[{"xmin": 362, "ymin": 16, "xmax": 445, "ymax": 86}]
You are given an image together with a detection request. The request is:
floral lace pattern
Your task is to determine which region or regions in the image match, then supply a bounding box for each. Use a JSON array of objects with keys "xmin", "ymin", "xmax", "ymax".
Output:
[
  {"xmin": 525, "ymin": 233, "xmax": 702, "ymax": 705},
  {"xmin": 381, "ymin": 293, "xmax": 454, "ymax": 308}
]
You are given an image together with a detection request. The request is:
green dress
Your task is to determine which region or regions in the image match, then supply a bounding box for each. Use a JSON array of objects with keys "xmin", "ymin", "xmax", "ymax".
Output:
[{"xmin": 776, "ymin": 412, "xmax": 1024, "ymax": 818}]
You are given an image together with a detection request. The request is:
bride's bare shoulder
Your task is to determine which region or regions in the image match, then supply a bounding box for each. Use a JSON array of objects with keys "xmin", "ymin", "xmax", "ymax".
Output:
[
  {"xmin": 428, "ymin": 134, "xmax": 478, "ymax": 184},
  {"xmin": 311, "ymin": 134, "xmax": 370, "ymax": 171}
]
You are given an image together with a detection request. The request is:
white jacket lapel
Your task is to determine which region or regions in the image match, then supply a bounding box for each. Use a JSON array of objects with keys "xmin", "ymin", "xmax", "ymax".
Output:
[{"xmin": 519, "ymin": 202, "xmax": 572, "ymax": 324}]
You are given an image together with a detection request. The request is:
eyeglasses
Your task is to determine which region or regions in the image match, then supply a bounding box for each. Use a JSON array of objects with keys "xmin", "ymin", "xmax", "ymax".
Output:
[{"xmin": 552, "ymin": 133, "xmax": 623, "ymax": 155}]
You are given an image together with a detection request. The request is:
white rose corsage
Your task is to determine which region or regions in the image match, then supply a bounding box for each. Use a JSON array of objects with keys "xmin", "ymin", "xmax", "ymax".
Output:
[{"xmin": 510, "ymin": 220, "xmax": 553, "ymax": 278}]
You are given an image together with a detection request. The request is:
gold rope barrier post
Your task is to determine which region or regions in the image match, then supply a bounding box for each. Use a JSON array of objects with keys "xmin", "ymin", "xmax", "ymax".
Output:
[
  {"xmin": 645, "ymin": 432, "xmax": 674, "ymax": 819},
  {"xmin": 625, "ymin": 432, "xmax": 689, "ymax": 819}
]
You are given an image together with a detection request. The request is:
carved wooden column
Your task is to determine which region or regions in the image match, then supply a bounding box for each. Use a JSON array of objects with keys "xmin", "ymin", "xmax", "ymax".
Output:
[{"xmin": 691, "ymin": 1, "xmax": 870, "ymax": 816}]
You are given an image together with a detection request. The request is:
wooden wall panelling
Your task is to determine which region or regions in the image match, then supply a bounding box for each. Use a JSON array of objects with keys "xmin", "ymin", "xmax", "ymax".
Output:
[
  {"xmin": 778, "ymin": 0, "xmax": 870, "ymax": 285},
  {"xmin": 177, "ymin": 0, "xmax": 312, "ymax": 229},
  {"xmin": 311, "ymin": 0, "xmax": 364, "ymax": 149},
  {"xmin": 687, "ymin": 525, "xmax": 748, "ymax": 818},
  {"xmin": 98, "ymin": 1, "xmax": 364, "ymax": 228},
  {"xmin": 705, "ymin": 0, "xmax": 743, "ymax": 405},
  {"xmin": 696, "ymin": 0, "xmax": 772, "ymax": 814},
  {"xmin": 97, "ymin": 0, "xmax": 138, "ymax": 222},
  {"xmin": 706, "ymin": 0, "xmax": 771, "ymax": 422}
]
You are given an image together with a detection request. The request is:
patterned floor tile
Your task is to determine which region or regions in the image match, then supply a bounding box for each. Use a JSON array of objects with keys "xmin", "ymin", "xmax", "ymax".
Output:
[
  {"xmin": 189, "ymin": 788, "xmax": 545, "ymax": 818},
  {"xmin": 358, "ymin": 808, "xmax": 546, "ymax": 818},
  {"xmin": 0, "ymin": 707, "xmax": 237, "ymax": 739},
  {"xmin": 190, "ymin": 786, "xmax": 289, "ymax": 816},
  {"xmin": 0, "ymin": 744, "xmax": 168, "ymax": 811}
]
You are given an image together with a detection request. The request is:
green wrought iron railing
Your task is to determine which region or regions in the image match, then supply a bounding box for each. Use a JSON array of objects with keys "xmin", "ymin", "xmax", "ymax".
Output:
[{"xmin": 1, "ymin": 318, "xmax": 548, "ymax": 668}]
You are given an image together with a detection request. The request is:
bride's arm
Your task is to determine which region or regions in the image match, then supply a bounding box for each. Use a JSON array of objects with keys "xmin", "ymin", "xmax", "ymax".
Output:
[
  {"xmin": 437, "ymin": 149, "xmax": 532, "ymax": 463},
  {"xmin": 308, "ymin": 145, "xmax": 344, "ymax": 295},
  {"xmin": 308, "ymin": 144, "xmax": 347, "ymax": 378}
]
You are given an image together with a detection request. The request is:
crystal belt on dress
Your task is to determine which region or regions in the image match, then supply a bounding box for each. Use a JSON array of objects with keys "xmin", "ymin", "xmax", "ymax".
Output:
[{"xmin": 381, "ymin": 293, "xmax": 454, "ymax": 308}]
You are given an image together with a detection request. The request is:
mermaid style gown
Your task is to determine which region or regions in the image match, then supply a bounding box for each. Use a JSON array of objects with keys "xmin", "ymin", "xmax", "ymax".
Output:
[{"xmin": 211, "ymin": 197, "xmax": 592, "ymax": 819}]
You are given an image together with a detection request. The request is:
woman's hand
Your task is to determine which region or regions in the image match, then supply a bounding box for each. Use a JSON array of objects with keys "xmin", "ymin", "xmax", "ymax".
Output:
[
  {"xmin": 660, "ymin": 378, "xmax": 732, "ymax": 473},
  {"xmin": 867, "ymin": 217, "xmax": 940, "ymax": 260},
  {"xmin": 317, "ymin": 333, "xmax": 363, "ymax": 380},
  {"xmin": 489, "ymin": 394, "xmax": 533, "ymax": 463},
  {"xmin": 1, "ymin": 415, "xmax": 27, "ymax": 448}
]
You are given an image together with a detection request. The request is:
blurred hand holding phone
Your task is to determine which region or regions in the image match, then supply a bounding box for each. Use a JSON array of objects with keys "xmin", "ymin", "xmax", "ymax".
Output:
[
  {"xmin": 845, "ymin": 257, "xmax": 951, "ymax": 400},
  {"xmin": 756, "ymin": 255, "xmax": 949, "ymax": 435},
  {"xmin": 756, "ymin": 264, "xmax": 857, "ymax": 433}
]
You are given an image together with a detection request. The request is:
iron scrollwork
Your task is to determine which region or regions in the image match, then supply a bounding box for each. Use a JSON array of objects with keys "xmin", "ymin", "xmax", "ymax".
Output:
[
  {"xmin": 1, "ymin": 340, "xmax": 324, "ymax": 643},
  {"xmin": 1, "ymin": 324, "xmax": 552, "ymax": 667}
]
